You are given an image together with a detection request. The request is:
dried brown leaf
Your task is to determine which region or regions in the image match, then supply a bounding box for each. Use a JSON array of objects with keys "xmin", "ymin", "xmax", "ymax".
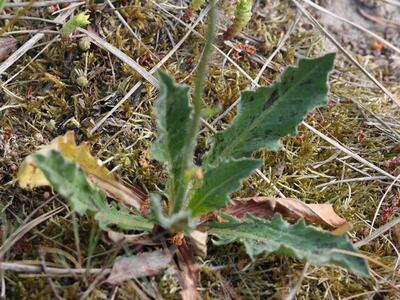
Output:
[
  {"xmin": 18, "ymin": 131, "xmax": 146, "ymax": 210},
  {"xmin": 392, "ymin": 224, "xmax": 400, "ymax": 249},
  {"xmin": 176, "ymin": 242, "xmax": 201, "ymax": 300},
  {"xmin": 224, "ymin": 197, "xmax": 347, "ymax": 228},
  {"xmin": 105, "ymin": 230, "xmax": 156, "ymax": 246},
  {"xmin": 187, "ymin": 230, "xmax": 208, "ymax": 258},
  {"xmin": 106, "ymin": 249, "xmax": 173, "ymax": 284},
  {"xmin": 0, "ymin": 37, "xmax": 17, "ymax": 61}
]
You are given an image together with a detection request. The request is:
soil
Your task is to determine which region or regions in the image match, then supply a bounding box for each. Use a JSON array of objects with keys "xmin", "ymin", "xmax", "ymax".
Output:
[{"xmin": 317, "ymin": 0, "xmax": 400, "ymax": 79}]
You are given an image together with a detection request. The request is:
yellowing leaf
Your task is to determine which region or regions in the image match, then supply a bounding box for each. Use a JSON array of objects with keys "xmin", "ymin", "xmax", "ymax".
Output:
[
  {"xmin": 18, "ymin": 131, "xmax": 146, "ymax": 210},
  {"xmin": 18, "ymin": 131, "xmax": 112, "ymax": 188}
]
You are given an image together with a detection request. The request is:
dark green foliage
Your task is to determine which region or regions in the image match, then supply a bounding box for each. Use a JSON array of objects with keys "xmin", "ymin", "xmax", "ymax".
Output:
[
  {"xmin": 35, "ymin": 151, "xmax": 153, "ymax": 231},
  {"xmin": 204, "ymin": 54, "xmax": 335, "ymax": 165},
  {"xmin": 33, "ymin": 53, "xmax": 369, "ymax": 277},
  {"xmin": 209, "ymin": 214, "xmax": 369, "ymax": 276},
  {"xmin": 151, "ymin": 72, "xmax": 194, "ymax": 211},
  {"xmin": 188, "ymin": 158, "xmax": 261, "ymax": 216}
]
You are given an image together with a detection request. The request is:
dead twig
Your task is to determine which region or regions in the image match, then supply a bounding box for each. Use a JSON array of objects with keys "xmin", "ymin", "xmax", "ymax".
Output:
[
  {"xmin": 0, "ymin": 262, "xmax": 110, "ymax": 276},
  {"xmin": 292, "ymin": 0, "xmax": 400, "ymax": 107},
  {"xmin": 0, "ymin": 207, "xmax": 64, "ymax": 260},
  {"xmin": 0, "ymin": 8, "xmax": 75, "ymax": 75},
  {"xmin": 301, "ymin": 0, "xmax": 400, "ymax": 53},
  {"xmin": 3, "ymin": 0, "xmax": 81, "ymax": 8}
]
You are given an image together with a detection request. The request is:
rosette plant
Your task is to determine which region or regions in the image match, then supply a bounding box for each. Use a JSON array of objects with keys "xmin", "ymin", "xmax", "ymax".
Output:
[{"xmin": 18, "ymin": 0, "xmax": 369, "ymax": 296}]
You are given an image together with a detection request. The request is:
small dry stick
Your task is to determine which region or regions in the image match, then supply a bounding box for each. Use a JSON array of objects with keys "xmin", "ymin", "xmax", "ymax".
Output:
[
  {"xmin": 292, "ymin": 0, "xmax": 400, "ymax": 107},
  {"xmin": 0, "ymin": 207, "xmax": 64, "ymax": 260},
  {"xmin": 0, "ymin": 7, "xmax": 75, "ymax": 75},
  {"xmin": 39, "ymin": 248, "xmax": 63, "ymax": 300},
  {"xmin": 0, "ymin": 262, "xmax": 110, "ymax": 276},
  {"xmin": 3, "ymin": 0, "xmax": 81, "ymax": 8},
  {"xmin": 369, "ymin": 174, "xmax": 400, "ymax": 234}
]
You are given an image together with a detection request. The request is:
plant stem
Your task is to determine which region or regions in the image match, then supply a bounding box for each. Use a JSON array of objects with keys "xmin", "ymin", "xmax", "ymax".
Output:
[{"xmin": 172, "ymin": 0, "xmax": 217, "ymax": 214}]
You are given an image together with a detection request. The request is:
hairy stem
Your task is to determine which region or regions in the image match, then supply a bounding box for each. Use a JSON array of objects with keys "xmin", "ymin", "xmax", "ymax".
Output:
[{"xmin": 172, "ymin": 0, "xmax": 217, "ymax": 214}]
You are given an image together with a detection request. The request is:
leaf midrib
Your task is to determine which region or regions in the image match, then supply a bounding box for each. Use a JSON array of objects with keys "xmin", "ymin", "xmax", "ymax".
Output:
[
  {"xmin": 217, "ymin": 62, "xmax": 324, "ymax": 161},
  {"xmin": 209, "ymin": 226, "xmax": 328, "ymax": 259},
  {"xmin": 189, "ymin": 165, "xmax": 250, "ymax": 213}
]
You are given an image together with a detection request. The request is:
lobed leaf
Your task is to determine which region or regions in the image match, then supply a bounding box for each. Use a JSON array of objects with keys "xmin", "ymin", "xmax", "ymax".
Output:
[
  {"xmin": 204, "ymin": 53, "xmax": 335, "ymax": 165},
  {"xmin": 151, "ymin": 72, "xmax": 194, "ymax": 207},
  {"xmin": 188, "ymin": 159, "xmax": 261, "ymax": 216},
  {"xmin": 209, "ymin": 213, "xmax": 369, "ymax": 277},
  {"xmin": 18, "ymin": 131, "xmax": 145, "ymax": 210},
  {"xmin": 34, "ymin": 151, "xmax": 153, "ymax": 232}
]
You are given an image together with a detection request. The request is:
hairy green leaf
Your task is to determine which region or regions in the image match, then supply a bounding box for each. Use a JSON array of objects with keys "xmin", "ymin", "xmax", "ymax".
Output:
[
  {"xmin": 188, "ymin": 159, "xmax": 261, "ymax": 216},
  {"xmin": 151, "ymin": 72, "xmax": 194, "ymax": 207},
  {"xmin": 204, "ymin": 53, "xmax": 335, "ymax": 165},
  {"xmin": 209, "ymin": 213, "xmax": 369, "ymax": 276},
  {"xmin": 35, "ymin": 151, "xmax": 153, "ymax": 232},
  {"xmin": 150, "ymin": 193, "xmax": 196, "ymax": 233}
]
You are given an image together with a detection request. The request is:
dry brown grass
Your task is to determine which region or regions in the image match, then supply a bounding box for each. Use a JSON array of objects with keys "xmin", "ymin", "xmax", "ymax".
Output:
[{"xmin": 1, "ymin": 0, "xmax": 400, "ymax": 298}]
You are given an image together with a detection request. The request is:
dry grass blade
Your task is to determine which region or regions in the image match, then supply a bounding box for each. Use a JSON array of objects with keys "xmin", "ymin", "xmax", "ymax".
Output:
[
  {"xmin": 358, "ymin": 8, "xmax": 400, "ymax": 28},
  {"xmin": 351, "ymin": 99, "xmax": 400, "ymax": 142},
  {"xmin": 355, "ymin": 216, "xmax": 400, "ymax": 248},
  {"xmin": 370, "ymin": 174, "xmax": 400, "ymax": 234},
  {"xmin": 0, "ymin": 15, "xmax": 61, "ymax": 24},
  {"xmin": 90, "ymin": 81, "xmax": 142, "ymax": 134},
  {"xmin": 0, "ymin": 8, "xmax": 75, "ymax": 75},
  {"xmin": 303, "ymin": 122, "xmax": 396, "ymax": 180},
  {"xmin": 301, "ymin": 0, "xmax": 400, "ymax": 54},
  {"xmin": 292, "ymin": 0, "xmax": 400, "ymax": 107},
  {"xmin": 0, "ymin": 262, "xmax": 110, "ymax": 276},
  {"xmin": 2, "ymin": 36, "xmax": 59, "ymax": 86},
  {"xmin": 105, "ymin": 0, "xmax": 158, "ymax": 61},
  {"xmin": 89, "ymin": 4, "xmax": 212, "ymax": 134},
  {"xmin": 105, "ymin": 230, "xmax": 156, "ymax": 246},
  {"xmin": 3, "ymin": 0, "xmax": 81, "ymax": 8},
  {"xmin": 285, "ymin": 263, "xmax": 309, "ymax": 300},
  {"xmin": 253, "ymin": 13, "xmax": 300, "ymax": 84},
  {"xmin": 78, "ymin": 28, "xmax": 159, "ymax": 88},
  {"xmin": 0, "ymin": 104, "xmax": 21, "ymax": 113},
  {"xmin": 38, "ymin": 248, "xmax": 63, "ymax": 300},
  {"xmin": 0, "ymin": 207, "xmax": 64, "ymax": 260}
]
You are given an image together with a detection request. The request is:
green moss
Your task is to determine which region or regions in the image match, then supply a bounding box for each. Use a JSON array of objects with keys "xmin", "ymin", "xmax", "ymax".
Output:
[{"xmin": 1, "ymin": 0, "xmax": 399, "ymax": 298}]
